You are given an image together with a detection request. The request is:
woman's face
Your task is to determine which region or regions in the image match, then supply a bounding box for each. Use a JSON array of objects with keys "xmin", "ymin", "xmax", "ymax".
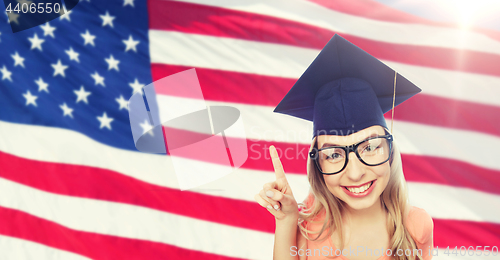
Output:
[{"xmin": 316, "ymin": 125, "xmax": 391, "ymax": 211}]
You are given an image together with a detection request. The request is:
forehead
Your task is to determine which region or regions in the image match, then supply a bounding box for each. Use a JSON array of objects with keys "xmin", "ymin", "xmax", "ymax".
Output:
[{"xmin": 317, "ymin": 125, "xmax": 386, "ymax": 147}]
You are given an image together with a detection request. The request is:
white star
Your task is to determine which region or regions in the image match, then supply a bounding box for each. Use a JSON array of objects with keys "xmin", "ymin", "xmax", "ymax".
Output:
[
  {"xmin": 0, "ymin": 66, "xmax": 12, "ymax": 81},
  {"xmin": 139, "ymin": 119, "xmax": 154, "ymax": 136},
  {"xmin": 11, "ymin": 52, "xmax": 25, "ymax": 68},
  {"xmin": 104, "ymin": 55, "xmax": 120, "ymax": 71},
  {"xmin": 59, "ymin": 103, "xmax": 74, "ymax": 118},
  {"xmin": 17, "ymin": 0, "xmax": 33, "ymax": 5},
  {"xmin": 122, "ymin": 35, "xmax": 139, "ymax": 52},
  {"xmin": 35, "ymin": 77, "xmax": 49, "ymax": 92},
  {"xmin": 115, "ymin": 95, "xmax": 129, "ymax": 110},
  {"xmin": 22, "ymin": 90, "xmax": 38, "ymax": 106},
  {"xmin": 65, "ymin": 47, "xmax": 80, "ymax": 62},
  {"xmin": 40, "ymin": 22, "xmax": 56, "ymax": 38},
  {"xmin": 97, "ymin": 112, "xmax": 114, "ymax": 130},
  {"xmin": 81, "ymin": 30, "xmax": 96, "ymax": 46},
  {"xmin": 90, "ymin": 71, "xmax": 105, "ymax": 87},
  {"xmin": 123, "ymin": 0, "xmax": 135, "ymax": 7},
  {"xmin": 7, "ymin": 12, "xmax": 19, "ymax": 25},
  {"xmin": 60, "ymin": 9, "xmax": 72, "ymax": 21},
  {"xmin": 99, "ymin": 11, "xmax": 115, "ymax": 28},
  {"xmin": 129, "ymin": 78, "xmax": 144, "ymax": 94},
  {"xmin": 28, "ymin": 33, "xmax": 45, "ymax": 51},
  {"xmin": 74, "ymin": 86, "xmax": 91, "ymax": 104},
  {"xmin": 51, "ymin": 60, "xmax": 69, "ymax": 77}
]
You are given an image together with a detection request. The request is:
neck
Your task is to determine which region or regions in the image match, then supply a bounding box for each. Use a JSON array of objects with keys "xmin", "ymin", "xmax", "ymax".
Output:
[{"xmin": 343, "ymin": 197, "xmax": 386, "ymax": 225}]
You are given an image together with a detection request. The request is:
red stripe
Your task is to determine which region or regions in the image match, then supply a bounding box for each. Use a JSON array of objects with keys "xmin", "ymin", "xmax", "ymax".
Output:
[
  {"xmin": 148, "ymin": 0, "xmax": 500, "ymax": 77},
  {"xmin": 0, "ymin": 206, "xmax": 243, "ymax": 260},
  {"xmin": 152, "ymin": 64, "xmax": 500, "ymax": 138},
  {"xmin": 308, "ymin": 0, "xmax": 500, "ymax": 43},
  {"xmin": 434, "ymin": 219, "xmax": 500, "ymax": 248},
  {"xmin": 0, "ymin": 151, "xmax": 276, "ymax": 234}
]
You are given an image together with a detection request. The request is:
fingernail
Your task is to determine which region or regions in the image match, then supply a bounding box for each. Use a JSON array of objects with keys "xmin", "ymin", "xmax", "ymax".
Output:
[
  {"xmin": 270, "ymin": 146, "xmax": 277, "ymax": 158},
  {"xmin": 266, "ymin": 190, "xmax": 274, "ymax": 198},
  {"xmin": 267, "ymin": 205, "xmax": 273, "ymax": 210},
  {"xmin": 274, "ymin": 205, "xmax": 280, "ymax": 210}
]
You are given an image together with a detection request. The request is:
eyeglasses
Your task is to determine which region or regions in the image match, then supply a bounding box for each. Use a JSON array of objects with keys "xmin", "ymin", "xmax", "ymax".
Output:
[{"xmin": 309, "ymin": 134, "xmax": 393, "ymax": 175}]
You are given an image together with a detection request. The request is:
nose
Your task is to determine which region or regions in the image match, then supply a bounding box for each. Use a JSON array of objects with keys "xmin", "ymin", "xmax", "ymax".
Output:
[{"xmin": 344, "ymin": 151, "xmax": 366, "ymax": 182}]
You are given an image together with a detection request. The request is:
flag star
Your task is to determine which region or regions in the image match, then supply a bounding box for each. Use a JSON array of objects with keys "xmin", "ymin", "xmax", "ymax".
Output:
[
  {"xmin": 40, "ymin": 22, "xmax": 56, "ymax": 38},
  {"xmin": 139, "ymin": 119, "xmax": 154, "ymax": 136},
  {"xmin": 105, "ymin": 55, "xmax": 120, "ymax": 71},
  {"xmin": 59, "ymin": 103, "xmax": 74, "ymax": 118},
  {"xmin": 90, "ymin": 71, "xmax": 105, "ymax": 87},
  {"xmin": 35, "ymin": 77, "xmax": 49, "ymax": 92},
  {"xmin": 65, "ymin": 47, "xmax": 80, "ymax": 62},
  {"xmin": 28, "ymin": 33, "xmax": 45, "ymax": 51},
  {"xmin": 11, "ymin": 52, "xmax": 25, "ymax": 68},
  {"xmin": 0, "ymin": 65, "xmax": 12, "ymax": 81},
  {"xmin": 81, "ymin": 30, "xmax": 96, "ymax": 46},
  {"xmin": 97, "ymin": 112, "xmax": 114, "ymax": 130},
  {"xmin": 60, "ymin": 9, "xmax": 72, "ymax": 21},
  {"xmin": 23, "ymin": 90, "xmax": 38, "ymax": 106},
  {"xmin": 123, "ymin": 35, "xmax": 140, "ymax": 52},
  {"xmin": 123, "ymin": 0, "xmax": 135, "ymax": 7},
  {"xmin": 74, "ymin": 86, "xmax": 91, "ymax": 104},
  {"xmin": 51, "ymin": 60, "xmax": 69, "ymax": 77},
  {"xmin": 99, "ymin": 11, "xmax": 115, "ymax": 28},
  {"xmin": 115, "ymin": 95, "xmax": 129, "ymax": 110},
  {"xmin": 17, "ymin": 0, "xmax": 33, "ymax": 5},
  {"xmin": 7, "ymin": 12, "xmax": 20, "ymax": 25},
  {"xmin": 129, "ymin": 78, "xmax": 144, "ymax": 94}
]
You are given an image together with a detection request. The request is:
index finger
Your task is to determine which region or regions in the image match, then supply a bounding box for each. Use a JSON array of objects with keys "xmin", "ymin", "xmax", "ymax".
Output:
[{"xmin": 269, "ymin": 145, "xmax": 287, "ymax": 181}]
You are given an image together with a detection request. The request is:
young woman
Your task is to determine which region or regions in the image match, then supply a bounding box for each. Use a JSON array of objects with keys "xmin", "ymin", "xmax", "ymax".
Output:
[{"xmin": 254, "ymin": 35, "xmax": 433, "ymax": 260}]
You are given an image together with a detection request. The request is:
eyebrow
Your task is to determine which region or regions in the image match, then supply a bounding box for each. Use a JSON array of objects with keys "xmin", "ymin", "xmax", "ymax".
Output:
[{"xmin": 320, "ymin": 133, "xmax": 382, "ymax": 148}]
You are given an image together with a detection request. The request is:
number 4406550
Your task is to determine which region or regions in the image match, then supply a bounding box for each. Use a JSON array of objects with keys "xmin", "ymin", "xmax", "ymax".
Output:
[
  {"xmin": 6, "ymin": 2, "xmax": 62, "ymax": 14},
  {"xmin": 443, "ymin": 246, "xmax": 498, "ymax": 256}
]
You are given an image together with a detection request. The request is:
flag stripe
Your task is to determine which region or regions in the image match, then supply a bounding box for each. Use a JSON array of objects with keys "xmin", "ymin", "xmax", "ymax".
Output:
[
  {"xmin": 151, "ymin": 64, "xmax": 500, "ymax": 138},
  {"xmin": 149, "ymin": 30, "xmax": 500, "ymax": 108},
  {"xmin": 0, "ymin": 151, "xmax": 275, "ymax": 233},
  {"xmin": 0, "ymin": 178, "xmax": 274, "ymax": 259},
  {"xmin": 0, "ymin": 235, "xmax": 92, "ymax": 260},
  {"xmin": 149, "ymin": 0, "xmax": 500, "ymax": 77},
  {"xmin": 170, "ymin": 0, "xmax": 500, "ymax": 56},
  {"xmin": 0, "ymin": 207, "xmax": 244, "ymax": 260},
  {"xmin": 308, "ymin": 0, "xmax": 500, "ymax": 42}
]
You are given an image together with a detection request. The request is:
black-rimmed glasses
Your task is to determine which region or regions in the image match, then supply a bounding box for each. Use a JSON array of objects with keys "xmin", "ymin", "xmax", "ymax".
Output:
[{"xmin": 309, "ymin": 134, "xmax": 393, "ymax": 175}]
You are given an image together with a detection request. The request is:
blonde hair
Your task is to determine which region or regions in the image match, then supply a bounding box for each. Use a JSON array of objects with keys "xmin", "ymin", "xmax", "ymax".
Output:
[{"xmin": 298, "ymin": 135, "xmax": 421, "ymax": 260}]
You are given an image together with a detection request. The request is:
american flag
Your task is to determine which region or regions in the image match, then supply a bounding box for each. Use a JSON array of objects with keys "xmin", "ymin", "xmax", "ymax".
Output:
[{"xmin": 0, "ymin": 0, "xmax": 499, "ymax": 259}]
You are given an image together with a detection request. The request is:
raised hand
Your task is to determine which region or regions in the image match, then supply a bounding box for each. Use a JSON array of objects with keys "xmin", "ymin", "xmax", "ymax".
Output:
[{"xmin": 254, "ymin": 145, "xmax": 299, "ymax": 221}]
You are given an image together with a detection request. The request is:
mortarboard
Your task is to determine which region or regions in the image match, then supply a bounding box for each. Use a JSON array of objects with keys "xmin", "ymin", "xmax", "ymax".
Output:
[{"xmin": 273, "ymin": 34, "xmax": 421, "ymax": 137}]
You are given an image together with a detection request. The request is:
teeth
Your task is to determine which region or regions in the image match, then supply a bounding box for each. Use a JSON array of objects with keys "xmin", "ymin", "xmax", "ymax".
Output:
[{"xmin": 346, "ymin": 182, "xmax": 372, "ymax": 193}]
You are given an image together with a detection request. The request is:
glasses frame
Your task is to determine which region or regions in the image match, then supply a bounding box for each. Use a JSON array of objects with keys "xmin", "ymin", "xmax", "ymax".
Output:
[{"xmin": 309, "ymin": 134, "xmax": 393, "ymax": 175}]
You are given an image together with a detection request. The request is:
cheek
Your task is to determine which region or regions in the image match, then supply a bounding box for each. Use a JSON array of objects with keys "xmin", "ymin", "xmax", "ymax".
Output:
[{"xmin": 323, "ymin": 175, "xmax": 342, "ymax": 193}]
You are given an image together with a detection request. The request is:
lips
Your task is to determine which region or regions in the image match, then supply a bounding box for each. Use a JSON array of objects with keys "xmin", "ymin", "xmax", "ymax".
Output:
[{"xmin": 342, "ymin": 180, "xmax": 376, "ymax": 198}]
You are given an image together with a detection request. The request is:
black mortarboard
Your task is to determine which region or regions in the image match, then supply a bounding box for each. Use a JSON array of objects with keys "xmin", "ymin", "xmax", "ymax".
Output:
[{"xmin": 274, "ymin": 34, "xmax": 421, "ymax": 137}]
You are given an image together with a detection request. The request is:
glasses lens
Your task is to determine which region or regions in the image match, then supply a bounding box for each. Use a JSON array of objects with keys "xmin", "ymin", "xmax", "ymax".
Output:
[
  {"xmin": 318, "ymin": 147, "xmax": 346, "ymax": 173},
  {"xmin": 357, "ymin": 137, "xmax": 390, "ymax": 165}
]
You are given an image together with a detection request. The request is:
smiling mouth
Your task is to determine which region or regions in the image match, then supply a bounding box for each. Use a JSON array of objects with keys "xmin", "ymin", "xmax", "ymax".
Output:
[{"xmin": 343, "ymin": 181, "xmax": 374, "ymax": 194}]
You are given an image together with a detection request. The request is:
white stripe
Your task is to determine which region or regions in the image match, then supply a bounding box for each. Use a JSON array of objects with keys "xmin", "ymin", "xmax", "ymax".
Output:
[
  {"xmin": 0, "ymin": 178, "xmax": 274, "ymax": 259},
  {"xmin": 0, "ymin": 235, "xmax": 91, "ymax": 260},
  {"xmin": 170, "ymin": 0, "xmax": 500, "ymax": 55},
  {"xmin": 149, "ymin": 30, "xmax": 500, "ymax": 107},
  {"xmin": 408, "ymin": 182, "xmax": 500, "ymax": 223},
  {"xmin": 0, "ymin": 121, "xmax": 499, "ymax": 223}
]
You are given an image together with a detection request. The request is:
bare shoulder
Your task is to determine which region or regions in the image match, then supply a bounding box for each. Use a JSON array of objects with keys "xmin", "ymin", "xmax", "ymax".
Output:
[{"xmin": 405, "ymin": 206, "xmax": 434, "ymax": 244}]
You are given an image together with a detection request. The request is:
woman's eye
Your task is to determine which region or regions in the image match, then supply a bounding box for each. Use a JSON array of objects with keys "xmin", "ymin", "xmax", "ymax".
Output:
[
  {"xmin": 327, "ymin": 153, "xmax": 343, "ymax": 159},
  {"xmin": 363, "ymin": 144, "xmax": 379, "ymax": 152}
]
